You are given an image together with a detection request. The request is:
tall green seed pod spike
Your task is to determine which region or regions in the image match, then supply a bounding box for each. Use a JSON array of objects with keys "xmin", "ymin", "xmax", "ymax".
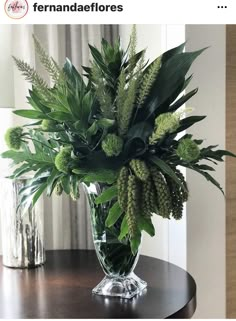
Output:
[
  {"xmin": 165, "ymin": 175, "xmax": 184, "ymax": 220},
  {"xmin": 174, "ymin": 168, "xmax": 189, "ymax": 202},
  {"xmin": 142, "ymin": 178, "xmax": 157, "ymax": 216},
  {"xmin": 130, "ymin": 159, "xmax": 150, "ymax": 181},
  {"xmin": 117, "ymin": 166, "xmax": 129, "ymax": 211},
  {"xmin": 150, "ymin": 166, "xmax": 172, "ymax": 219},
  {"xmin": 127, "ymin": 174, "xmax": 139, "ymax": 239}
]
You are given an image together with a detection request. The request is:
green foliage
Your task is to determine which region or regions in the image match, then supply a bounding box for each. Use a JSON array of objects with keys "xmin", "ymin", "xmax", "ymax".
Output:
[
  {"xmin": 95, "ymin": 185, "xmax": 118, "ymax": 205},
  {"xmin": 177, "ymin": 138, "xmax": 200, "ymax": 162},
  {"xmin": 5, "ymin": 126, "xmax": 23, "ymax": 150},
  {"xmin": 102, "ymin": 133, "xmax": 123, "ymax": 157},
  {"xmin": 4, "ymin": 32, "xmax": 235, "ymax": 257},
  {"xmin": 105, "ymin": 202, "xmax": 122, "ymax": 228}
]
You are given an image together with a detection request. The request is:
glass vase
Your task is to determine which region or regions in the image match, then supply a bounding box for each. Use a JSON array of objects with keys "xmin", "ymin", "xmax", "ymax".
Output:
[
  {"xmin": 0, "ymin": 177, "xmax": 45, "ymax": 268},
  {"xmin": 82, "ymin": 183, "xmax": 147, "ymax": 299}
]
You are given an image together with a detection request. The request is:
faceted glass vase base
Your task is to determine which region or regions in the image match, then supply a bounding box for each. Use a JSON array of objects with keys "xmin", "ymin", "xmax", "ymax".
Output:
[{"xmin": 92, "ymin": 272, "xmax": 147, "ymax": 299}]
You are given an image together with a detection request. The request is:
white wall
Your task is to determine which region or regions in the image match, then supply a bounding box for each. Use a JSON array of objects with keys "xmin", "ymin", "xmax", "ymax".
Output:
[
  {"xmin": 186, "ymin": 25, "xmax": 226, "ymax": 318},
  {"xmin": 0, "ymin": 25, "xmax": 14, "ymax": 108}
]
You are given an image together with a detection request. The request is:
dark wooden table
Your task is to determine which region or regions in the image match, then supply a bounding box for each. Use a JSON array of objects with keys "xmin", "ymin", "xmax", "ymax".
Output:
[{"xmin": 0, "ymin": 250, "xmax": 196, "ymax": 319}]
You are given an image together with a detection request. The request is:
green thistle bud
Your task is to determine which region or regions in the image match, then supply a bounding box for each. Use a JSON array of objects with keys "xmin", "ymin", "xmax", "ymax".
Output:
[
  {"xmin": 5, "ymin": 126, "xmax": 23, "ymax": 150},
  {"xmin": 117, "ymin": 166, "xmax": 129, "ymax": 211},
  {"xmin": 54, "ymin": 182, "xmax": 63, "ymax": 196},
  {"xmin": 176, "ymin": 138, "xmax": 200, "ymax": 162},
  {"xmin": 130, "ymin": 159, "xmax": 150, "ymax": 181},
  {"xmin": 41, "ymin": 119, "xmax": 57, "ymax": 131},
  {"xmin": 127, "ymin": 174, "xmax": 140, "ymax": 238},
  {"xmin": 102, "ymin": 134, "xmax": 123, "ymax": 157},
  {"xmin": 55, "ymin": 147, "xmax": 72, "ymax": 174},
  {"xmin": 150, "ymin": 166, "xmax": 172, "ymax": 219},
  {"xmin": 149, "ymin": 112, "xmax": 180, "ymax": 145}
]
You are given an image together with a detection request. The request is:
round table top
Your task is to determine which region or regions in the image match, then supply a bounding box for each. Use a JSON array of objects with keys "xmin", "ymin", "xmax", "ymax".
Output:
[{"xmin": 0, "ymin": 250, "xmax": 196, "ymax": 319}]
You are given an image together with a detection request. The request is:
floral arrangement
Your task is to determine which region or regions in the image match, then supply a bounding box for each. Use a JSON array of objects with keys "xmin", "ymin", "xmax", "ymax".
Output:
[{"xmin": 2, "ymin": 27, "xmax": 235, "ymax": 255}]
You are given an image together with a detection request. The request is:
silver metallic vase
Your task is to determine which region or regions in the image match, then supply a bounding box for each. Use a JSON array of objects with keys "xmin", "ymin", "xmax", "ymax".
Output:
[{"xmin": 0, "ymin": 177, "xmax": 45, "ymax": 268}]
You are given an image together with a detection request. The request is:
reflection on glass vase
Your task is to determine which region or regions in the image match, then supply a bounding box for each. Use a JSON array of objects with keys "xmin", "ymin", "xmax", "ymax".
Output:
[
  {"xmin": 83, "ymin": 183, "xmax": 147, "ymax": 299},
  {"xmin": 0, "ymin": 177, "xmax": 45, "ymax": 268}
]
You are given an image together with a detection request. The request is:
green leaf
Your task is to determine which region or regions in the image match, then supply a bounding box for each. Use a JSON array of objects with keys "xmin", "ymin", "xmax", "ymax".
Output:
[
  {"xmin": 61, "ymin": 175, "xmax": 71, "ymax": 194},
  {"xmin": 89, "ymin": 45, "xmax": 111, "ymax": 77},
  {"xmin": 63, "ymin": 58, "xmax": 86, "ymax": 93},
  {"xmin": 95, "ymin": 185, "xmax": 118, "ymax": 205},
  {"xmin": 67, "ymin": 94, "xmax": 81, "ymax": 119},
  {"xmin": 149, "ymin": 156, "xmax": 186, "ymax": 191},
  {"xmin": 138, "ymin": 216, "xmax": 155, "ymax": 237},
  {"xmin": 97, "ymin": 118, "xmax": 115, "ymax": 129},
  {"xmin": 48, "ymin": 111, "xmax": 74, "ymax": 122},
  {"xmin": 118, "ymin": 215, "xmax": 129, "ymax": 241},
  {"xmin": 193, "ymin": 164, "xmax": 215, "ymax": 171},
  {"xmin": 84, "ymin": 169, "xmax": 118, "ymax": 184},
  {"xmin": 123, "ymin": 122, "xmax": 152, "ymax": 159},
  {"xmin": 32, "ymin": 182, "xmax": 47, "ymax": 206},
  {"xmin": 169, "ymin": 88, "xmax": 198, "ymax": 112},
  {"xmin": 105, "ymin": 202, "xmax": 122, "ymax": 228},
  {"xmin": 176, "ymin": 116, "xmax": 206, "ymax": 133},
  {"xmin": 13, "ymin": 110, "xmax": 48, "ymax": 120},
  {"xmin": 46, "ymin": 168, "xmax": 61, "ymax": 196},
  {"xmin": 144, "ymin": 48, "xmax": 207, "ymax": 119},
  {"xmin": 188, "ymin": 165, "xmax": 224, "ymax": 195},
  {"xmin": 130, "ymin": 232, "xmax": 141, "ymax": 256},
  {"xmin": 143, "ymin": 42, "xmax": 186, "ymax": 76}
]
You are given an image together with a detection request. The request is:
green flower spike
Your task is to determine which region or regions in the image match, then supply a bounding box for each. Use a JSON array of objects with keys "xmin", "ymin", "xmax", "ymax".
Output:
[
  {"xmin": 41, "ymin": 119, "xmax": 57, "ymax": 131},
  {"xmin": 130, "ymin": 159, "xmax": 150, "ymax": 181},
  {"xmin": 117, "ymin": 166, "xmax": 129, "ymax": 211},
  {"xmin": 176, "ymin": 138, "xmax": 200, "ymax": 162},
  {"xmin": 5, "ymin": 126, "xmax": 23, "ymax": 150},
  {"xmin": 55, "ymin": 147, "xmax": 72, "ymax": 174},
  {"xmin": 149, "ymin": 112, "xmax": 180, "ymax": 145},
  {"xmin": 102, "ymin": 133, "xmax": 123, "ymax": 157}
]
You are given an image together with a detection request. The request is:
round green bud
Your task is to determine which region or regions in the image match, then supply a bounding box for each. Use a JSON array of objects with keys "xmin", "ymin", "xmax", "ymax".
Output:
[
  {"xmin": 176, "ymin": 138, "xmax": 200, "ymax": 162},
  {"xmin": 41, "ymin": 119, "xmax": 57, "ymax": 131},
  {"xmin": 149, "ymin": 112, "xmax": 180, "ymax": 145},
  {"xmin": 102, "ymin": 134, "xmax": 123, "ymax": 157},
  {"xmin": 4, "ymin": 126, "xmax": 23, "ymax": 150},
  {"xmin": 55, "ymin": 147, "xmax": 72, "ymax": 174}
]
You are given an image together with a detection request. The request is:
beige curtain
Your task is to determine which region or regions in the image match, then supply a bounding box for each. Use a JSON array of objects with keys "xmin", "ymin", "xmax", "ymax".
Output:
[{"xmin": 10, "ymin": 24, "xmax": 118, "ymax": 251}]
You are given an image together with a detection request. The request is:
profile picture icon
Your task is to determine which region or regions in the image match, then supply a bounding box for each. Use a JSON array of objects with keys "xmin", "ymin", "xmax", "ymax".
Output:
[{"xmin": 4, "ymin": 0, "xmax": 29, "ymax": 19}]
